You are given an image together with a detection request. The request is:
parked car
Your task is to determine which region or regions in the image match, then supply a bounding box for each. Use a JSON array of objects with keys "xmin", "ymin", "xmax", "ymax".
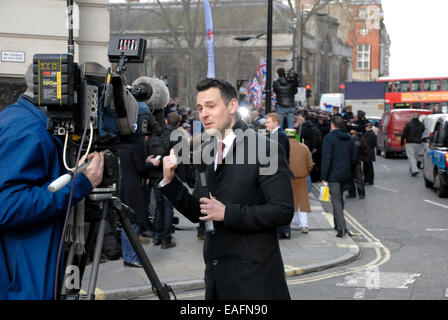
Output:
[
  {"xmin": 423, "ymin": 117, "xmax": 448, "ymax": 197},
  {"xmin": 377, "ymin": 109, "xmax": 432, "ymax": 158},
  {"xmin": 418, "ymin": 114, "xmax": 448, "ymax": 166}
]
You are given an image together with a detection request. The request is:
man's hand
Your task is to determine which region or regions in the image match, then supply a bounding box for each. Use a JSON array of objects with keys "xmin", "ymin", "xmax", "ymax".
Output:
[
  {"xmin": 83, "ymin": 152, "xmax": 104, "ymax": 188},
  {"xmin": 146, "ymin": 155, "xmax": 160, "ymax": 167},
  {"xmin": 162, "ymin": 149, "xmax": 178, "ymax": 184},
  {"xmin": 199, "ymin": 193, "xmax": 226, "ymax": 222}
]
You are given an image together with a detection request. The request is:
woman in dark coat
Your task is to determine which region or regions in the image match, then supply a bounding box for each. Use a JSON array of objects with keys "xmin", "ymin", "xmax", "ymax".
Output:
[{"xmin": 118, "ymin": 102, "xmax": 159, "ymax": 267}]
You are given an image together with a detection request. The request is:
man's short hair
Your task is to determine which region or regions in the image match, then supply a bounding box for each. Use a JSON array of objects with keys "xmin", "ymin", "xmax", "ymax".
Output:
[
  {"xmin": 196, "ymin": 78, "xmax": 237, "ymax": 105},
  {"xmin": 167, "ymin": 112, "xmax": 180, "ymax": 126},
  {"xmin": 331, "ymin": 115, "xmax": 346, "ymax": 129},
  {"xmin": 277, "ymin": 68, "xmax": 285, "ymax": 77},
  {"xmin": 265, "ymin": 112, "xmax": 280, "ymax": 124},
  {"xmin": 412, "ymin": 112, "xmax": 419, "ymax": 119}
]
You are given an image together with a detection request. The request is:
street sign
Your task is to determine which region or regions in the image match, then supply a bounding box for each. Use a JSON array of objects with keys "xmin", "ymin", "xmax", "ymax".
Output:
[{"xmin": 1, "ymin": 51, "xmax": 25, "ymax": 63}]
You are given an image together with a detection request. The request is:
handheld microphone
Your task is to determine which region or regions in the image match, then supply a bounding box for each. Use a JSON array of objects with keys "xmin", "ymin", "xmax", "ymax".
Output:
[
  {"xmin": 198, "ymin": 171, "xmax": 215, "ymax": 234},
  {"xmin": 190, "ymin": 135, "xmax": 215, "ymax": 234}
]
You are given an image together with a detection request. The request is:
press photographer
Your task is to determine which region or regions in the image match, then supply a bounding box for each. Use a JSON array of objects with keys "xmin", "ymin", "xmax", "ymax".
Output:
[
  {"xmin": 0, "ymin": 64, "xmax": 104, "ymax": 300},
  {"xmin": 273, "ymin": 67, "xmax": 299, "ymax": 129}
]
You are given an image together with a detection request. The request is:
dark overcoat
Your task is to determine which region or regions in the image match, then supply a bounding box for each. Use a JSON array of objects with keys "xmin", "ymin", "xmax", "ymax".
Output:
[
  {"xmin": 161, "ymin": 120, "xmax": 294, "ymax": 300},
  {"xmin": 362, "ymin": 130, "xmax": 377, "ymax": 162},
  {"xmin": 118, "ymin": 136, "xmax": 151, "ymax": 224}
]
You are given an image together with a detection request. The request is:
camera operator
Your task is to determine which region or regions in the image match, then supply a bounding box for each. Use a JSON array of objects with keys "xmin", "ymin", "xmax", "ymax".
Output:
[
  {"xmin": 273, "ymin": 67, "xmax": 299, "ymax": 129},
  {"xmin": 0, "ymin": 64, "xmax": 104, "ymax": 300}
]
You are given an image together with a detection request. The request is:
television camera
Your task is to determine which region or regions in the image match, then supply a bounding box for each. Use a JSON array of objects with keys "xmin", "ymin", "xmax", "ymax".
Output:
[{"xmin": 33, "ymin": 30, "xmax": 174, "ymax": 299}]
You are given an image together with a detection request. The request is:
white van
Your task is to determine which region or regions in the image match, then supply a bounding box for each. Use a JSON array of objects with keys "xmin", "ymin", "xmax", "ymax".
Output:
[
  {"xmin": 319, "ymin": 93, "xmax": 344, "ymax": 112},
  {"xmin": 418, "ymin": 114, "xmax": 448, "ymax": 166}
]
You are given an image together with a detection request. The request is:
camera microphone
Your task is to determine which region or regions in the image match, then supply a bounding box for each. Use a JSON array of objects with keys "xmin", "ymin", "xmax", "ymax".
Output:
[
  {"xmin": 48, "ymin": 161, "xmax": 89, "ymax": 193},
  {"xmin": 189, "ymin": 134, "xmax": 218, "ymax": 234}
]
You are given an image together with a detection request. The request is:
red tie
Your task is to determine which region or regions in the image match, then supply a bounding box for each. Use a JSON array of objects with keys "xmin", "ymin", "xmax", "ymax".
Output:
[{"xmin": 217, "ymin": 141, "xmax": 225, "ymax": 165}]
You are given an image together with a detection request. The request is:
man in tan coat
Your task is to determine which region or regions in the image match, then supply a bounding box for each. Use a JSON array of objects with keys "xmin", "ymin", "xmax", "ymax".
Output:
[{"xmin": 285, "ymin": 129, "xmax": 313, "ymax": 233}]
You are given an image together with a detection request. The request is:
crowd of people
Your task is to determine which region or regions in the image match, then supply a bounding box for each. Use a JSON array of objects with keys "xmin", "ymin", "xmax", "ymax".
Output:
[{"xmin": 0, "ymin": 62, "xmax": 377, "ymax": 300}]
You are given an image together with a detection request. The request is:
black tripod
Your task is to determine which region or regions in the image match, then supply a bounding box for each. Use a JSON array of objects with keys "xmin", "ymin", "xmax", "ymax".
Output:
[{"xmin": 60, "ymin": 191, "xmax": 175, "ymax": 300}]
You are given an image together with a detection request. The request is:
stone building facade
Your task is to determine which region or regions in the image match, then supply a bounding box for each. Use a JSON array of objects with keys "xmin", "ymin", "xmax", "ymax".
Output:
[
  {"xmin": 0, "ymin": 0, "xmax": 110, "ymax": 110},
  {"xmin": 302, "ymin": 0, "xmax": 390, "ymax": 82},
  {"xmin": 109, "ymin": 0, "xmax": 353, "ymax": 107}
]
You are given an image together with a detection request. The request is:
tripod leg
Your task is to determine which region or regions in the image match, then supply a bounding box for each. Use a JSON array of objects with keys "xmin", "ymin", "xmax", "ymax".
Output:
[
  {"xmin": 112, "ymin": 198, "xmax": 172, "ymax": 300},
  {"xmin": 85, "ymin": 200, "xmax": 109, "ymax": 300},
  {"xmin": 78, "ymin": 221, "xmax": 98, "ymax": 284}
]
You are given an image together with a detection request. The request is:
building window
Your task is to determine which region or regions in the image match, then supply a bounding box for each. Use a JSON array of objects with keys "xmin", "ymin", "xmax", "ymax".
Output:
[{"xmin": 357, "ymin": 45, "xmax": 370, "ymax": 70}]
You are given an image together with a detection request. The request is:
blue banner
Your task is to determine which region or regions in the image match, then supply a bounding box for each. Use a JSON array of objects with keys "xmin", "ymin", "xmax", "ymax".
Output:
[{"xmin": 203, "ymin": 0, "xmax": 215, "ymax": 78}]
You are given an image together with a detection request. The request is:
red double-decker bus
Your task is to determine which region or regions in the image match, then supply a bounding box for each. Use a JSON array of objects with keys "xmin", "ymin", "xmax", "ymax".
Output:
[{"xmin": 377, "ymin": 76, "xmax": 448, "ymax": 112}]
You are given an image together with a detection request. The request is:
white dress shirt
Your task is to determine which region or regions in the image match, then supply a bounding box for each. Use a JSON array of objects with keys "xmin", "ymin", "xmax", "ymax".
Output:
[{"xmin": 214, "ymin": 131, "xmax": 236, "ymax": 171}]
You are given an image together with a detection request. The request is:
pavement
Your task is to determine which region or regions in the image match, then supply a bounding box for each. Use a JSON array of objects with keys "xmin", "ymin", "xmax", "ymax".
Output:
[{"xmin": 80, "ymin": 194, "xmax": 360, "ymax": 300}]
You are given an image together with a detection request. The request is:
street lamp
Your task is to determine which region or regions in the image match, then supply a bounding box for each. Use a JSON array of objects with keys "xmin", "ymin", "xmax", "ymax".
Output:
[{"xmin": 266, "ymin": 0, "xmax": 273, "ymax": 114}]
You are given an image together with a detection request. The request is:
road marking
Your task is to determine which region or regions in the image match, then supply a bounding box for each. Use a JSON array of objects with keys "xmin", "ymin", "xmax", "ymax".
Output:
[
  {"xmin": 79, "ymin": 287, "xmax": 105, "ymax": 300},
  {"xmin": 353, "ymin": 288, "xmax": 366, "ymax": 299},
  {"xmin": 357, "ymin": 242, "xmax": 384, "ymax": 248},
  {"xmin": 445, "ymin": 288, "xmax": 448, "ymax": 298},
  {"xmin": 382, "ymin": 165, "xmax": 390, "ymax": 171},
  {"xmin": 426, "ymin": 228, "xmax": 448, "ymax": 232},
  {"xmin": 373, "ymin": 185, "xmax": 398, "ymax": 193},
  {"xmin": 336, "ymin": 244, "xmax": 358, "ymax": 249},
  {"xmin": 284, "ymin": 265, "xmax": 303, "ymax": 277},
  {"xmin": 323, "ymin": 212, "xmax": 334, "ymax": 228},
  {"xmin": 287, "ymin": 209, "xmax": 391, "ymax": 286},
  {"xmin": 423, "ymin": 199, "xmax": 448, "ymax": 210}
]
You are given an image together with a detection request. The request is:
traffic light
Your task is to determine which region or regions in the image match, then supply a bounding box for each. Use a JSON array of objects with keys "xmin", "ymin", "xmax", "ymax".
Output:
[{"xmin": 305, "ymin": 83, "xmax": 312, "ymax": 98}]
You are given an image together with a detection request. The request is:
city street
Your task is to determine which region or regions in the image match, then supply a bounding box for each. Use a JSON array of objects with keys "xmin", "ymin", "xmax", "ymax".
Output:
[
  {"xmin": 288, "ymin": 155, "xmax": 448, "ymax": 300},
  {"xmin": 140, "ymin": 155, "xmax": 448, "ymax": 300}
]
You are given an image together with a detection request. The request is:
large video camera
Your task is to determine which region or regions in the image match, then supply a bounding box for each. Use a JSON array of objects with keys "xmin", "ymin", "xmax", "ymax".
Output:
[{"xmin": 32, "ymin": 36, "xmax": 151, "ymax": 194}]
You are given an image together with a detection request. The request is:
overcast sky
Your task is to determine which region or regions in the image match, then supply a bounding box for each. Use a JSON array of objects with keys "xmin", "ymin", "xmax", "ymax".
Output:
[
  {"xmin": 109, "ymin": 0, "xmax": 448, "ymax": 78},
  {"xmin": 382, "ymin": 0, "xmax": 448, "ymax": 78}
]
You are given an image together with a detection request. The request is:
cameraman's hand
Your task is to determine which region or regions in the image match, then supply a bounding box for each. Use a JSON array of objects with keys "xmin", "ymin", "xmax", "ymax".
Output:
[
  {"xmin": 83, "ymin": 152, "xmax": 104, "ymax": 188},
  {"xmin": 146, "ymin": 155, "xmax": 160, "ymax": 167},
  {"xmin": 162, "ymin": 149, "xmax": 177, "ymax": 184}
]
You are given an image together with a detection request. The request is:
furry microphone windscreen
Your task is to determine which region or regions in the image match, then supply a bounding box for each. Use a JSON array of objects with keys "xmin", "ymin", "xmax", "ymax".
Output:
[{"xmin": 132, "ymin": 77, "xmax": 170, "ymax": 111}]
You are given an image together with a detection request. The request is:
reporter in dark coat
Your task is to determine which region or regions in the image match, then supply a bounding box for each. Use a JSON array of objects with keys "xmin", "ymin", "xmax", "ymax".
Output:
[{"xmin": 161, "ymin": 78, "xmax": 294, "ymax": 300}]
